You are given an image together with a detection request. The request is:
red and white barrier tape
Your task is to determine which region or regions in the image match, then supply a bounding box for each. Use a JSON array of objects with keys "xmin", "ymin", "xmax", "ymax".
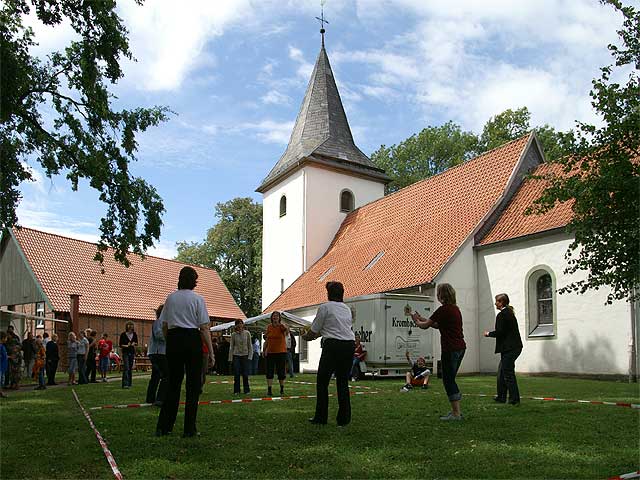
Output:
[
  {"xmin": 457, "ymin": 392, "xmax": 639, "ymax": 409},
  {"xmin": 608, "ymin": 470, "xmax": 640, "ymax": 479},
  {"xmin": 208, "ymin": 379, "xmax": 371, "ymax": 389},
  {"xmin": 72, "ymin": 389, "xmax": 123, "ymax": 480},
  {"xmin": 90, "ymin": 390, "xmax": 378, "ymax": 411}
]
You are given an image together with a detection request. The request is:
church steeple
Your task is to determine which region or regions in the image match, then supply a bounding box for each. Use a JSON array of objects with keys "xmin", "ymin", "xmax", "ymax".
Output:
[{"xmin": 256, "ymin": 37, "xmax": 389, "ymax": 193}]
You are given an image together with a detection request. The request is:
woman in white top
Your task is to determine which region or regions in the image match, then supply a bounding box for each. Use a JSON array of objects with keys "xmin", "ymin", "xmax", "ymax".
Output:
[
  {"xmin": 302, "ymin": 281, "xmax": 355, "ymax": 426},
  {"xmin": 156, "ymin": 267, "xmax": 215, "ymax": 438},
  {"xmin": 228, "ymin": 319, "xmax": 253, "ymax": 395}
]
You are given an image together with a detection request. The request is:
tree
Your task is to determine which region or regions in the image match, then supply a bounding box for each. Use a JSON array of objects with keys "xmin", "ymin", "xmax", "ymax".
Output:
[
  {"xmin": 1, "ymin": 0, "xmax": 170, "ymax": 265},
  {"xmin": 176, "ymin": 198, "xmax": 263, "ymax": 317},
  {"xmin": 530, "ymin": 1, "xmax": 640, "ymax": 303},
  {"xmin": 479, "ymin": 107, "xmax": 566, "ymax": 161},
  {"xmin": 371, "ymin": 121, "xmax": 479, "ymax": 193}
]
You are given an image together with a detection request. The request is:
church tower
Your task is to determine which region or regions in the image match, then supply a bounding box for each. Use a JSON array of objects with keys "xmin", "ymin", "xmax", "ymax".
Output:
[{"xmin": 257, "ymin": 27, "xmax": 390, "ymax": 310}]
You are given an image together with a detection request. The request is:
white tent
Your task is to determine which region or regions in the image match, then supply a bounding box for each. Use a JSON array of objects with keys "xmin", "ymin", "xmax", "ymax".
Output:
[{"xmin": 210, "ymin": 311, "xmax": 311, "ymax": 333}]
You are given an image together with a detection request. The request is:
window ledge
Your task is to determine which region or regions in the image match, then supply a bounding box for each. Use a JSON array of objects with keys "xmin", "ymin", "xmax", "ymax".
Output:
[{"xmin": 528, "ymin": 325, "xmax": 555, "ymax": 338}]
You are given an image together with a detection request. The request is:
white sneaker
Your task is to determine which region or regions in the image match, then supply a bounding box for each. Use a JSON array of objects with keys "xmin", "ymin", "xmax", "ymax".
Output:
[
  {"xmin": 439, "ymin": 412, "xmax": 463, "ymax": 421},
  {"xmin": 400, "ymin": 385, "xmax": 410, "ymax": 392}
]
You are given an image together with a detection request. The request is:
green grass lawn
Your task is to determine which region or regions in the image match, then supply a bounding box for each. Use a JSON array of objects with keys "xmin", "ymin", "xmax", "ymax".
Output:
[{"xmin": 1, "ymin": 374, "xmax": 638, "ymax": 479}]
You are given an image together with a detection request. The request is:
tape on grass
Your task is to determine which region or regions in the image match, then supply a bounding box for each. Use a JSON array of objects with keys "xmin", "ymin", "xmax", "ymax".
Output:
[
  {"xmin": 72, "ymin": 389, "xmax": 123, "ymax": 480},
  {"xmin": 449, "ymin": 392, "xmax": 639, "ymax": 409},
  {"xmin": 89, "ymin": 390, "xmax": 379, "ymax": 411},
  {"xmin": 208, "ymin": 379, "xmax": 371, "ymax": 389},
  {"xmin": 607, "ymin": 470, "xmax": 640, "ymax": 479}
]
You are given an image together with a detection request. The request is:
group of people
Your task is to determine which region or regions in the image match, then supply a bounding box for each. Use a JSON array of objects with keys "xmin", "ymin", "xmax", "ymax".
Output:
[
  {"xmin": 2, "ymin": 270, "xmax": 522, "ymax": 432},
  {"xmin": 0, "ymin": 327, "xmax": 60, "ymax": 393}
]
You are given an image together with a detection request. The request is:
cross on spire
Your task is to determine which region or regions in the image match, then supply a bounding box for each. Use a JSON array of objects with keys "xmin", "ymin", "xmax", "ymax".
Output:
[{"xmin": 315, "ymin": 1, "xmax": 329, "ymax": 47}]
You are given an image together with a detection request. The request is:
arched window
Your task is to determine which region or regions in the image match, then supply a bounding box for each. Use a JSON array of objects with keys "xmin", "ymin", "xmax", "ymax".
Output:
[
  {"xmin": 340, "ymin": 190, "xmax": 354, "ymax": 213},
  {"xmin": 279, "ymin": 195, "xmax": 287, "ymax": 217},
  {"xmin": 526, "ymin": 267, "xmax": 556, "ymax": 337}
]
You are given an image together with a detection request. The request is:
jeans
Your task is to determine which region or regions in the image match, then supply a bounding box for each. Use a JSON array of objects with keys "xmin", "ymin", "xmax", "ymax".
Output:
[
  {"xmin": 157, "ymin": 329, "xmax": 203, "ymax": 436},
  {"xmin": 77, "ymin": 355, "xmax": 87, "ymax": 384},
  {"xmin": 122, "ymin": 351, "xmax": 134, "ymax": 387},
  {"xmin": 441, "ymin": 349, "xmax": 465, "ymax": 402},
  {"xmin": 313, "ymin": 339, "xmax": 355, "ymax": 425},
  {"xmin": 86, "ymin": 354, "xmax": 97, "ymax": 382},
  {"xmin": 99, "ymin": 356, "xmax": 109, "ymax": 374},
  {"xmin": 497, "ymin": 348, "xmax": 522, "ymax": 403},
  {"xmin": 38, "ymin": 367, "xmax": 45, "ymax": 387},
  {"xmin": 232, "ymin": 355, "xmax": 251, "ymax": 393},
  {"xmin": 46, "ymin": 359, "xmax": 58, "ymax": 384},
  {"xmin": 286, "ymin": 351, "xmax": 295, "ymax": 377},
  {"xmin": 351, "ymin": 358, "xmax": 361, "ymax": 379},
  {"xmin": 251, "ymin": 354, "xmax": 260, "ymax": 375},
  {"xmin": 146, "ymin": 354, "xmax": 169, "ymax": 404}
]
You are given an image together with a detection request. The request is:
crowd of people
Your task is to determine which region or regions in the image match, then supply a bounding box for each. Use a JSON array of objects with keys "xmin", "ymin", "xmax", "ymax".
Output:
[{"xmin": 1, "ymin": 274, "xmax": 523, "ymax": 431}]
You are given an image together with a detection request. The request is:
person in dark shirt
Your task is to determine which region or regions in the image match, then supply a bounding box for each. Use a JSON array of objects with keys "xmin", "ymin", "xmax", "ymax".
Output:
[
  {"xmin": 45, "ymin": 334, "xmax": 60, "ymax": 385},
  {"xmin": 22, "ymin": 332, "xmax": 36, "ymax": 377},
  {"xmin": 483, "ymin": 293, "xmax": 523, "ymax": 406},
  {"xmin": 411, "ymin": 283, "xmax": 466, "ymax": 421},
  {"xmin": 119, "ymin": 322, "xmax": 138, "ymax": 389}
]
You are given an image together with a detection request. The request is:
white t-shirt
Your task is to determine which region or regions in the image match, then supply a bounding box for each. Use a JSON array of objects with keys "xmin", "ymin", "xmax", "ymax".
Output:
[
  {"xmin": 160, "ymin": 289, "xmax": 210, "ymax": 330},
  {"xmin": 310, "ymin": 301, "xmax": 355, "ymax": 341}
]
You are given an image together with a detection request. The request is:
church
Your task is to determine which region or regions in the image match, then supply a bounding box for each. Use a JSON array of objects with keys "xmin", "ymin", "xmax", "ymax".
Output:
[{"xmin": 256, "ymin": 33, "xmax": 638, "ymax": 378}]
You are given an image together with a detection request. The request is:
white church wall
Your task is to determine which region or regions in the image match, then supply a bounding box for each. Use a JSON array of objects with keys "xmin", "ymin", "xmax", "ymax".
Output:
[
  {"xmin": 289, "ymin": 305, "xmax": 322, "ymax": 372},
  {"xmin": 304, "ymin": 165, "xmax": 385, "ymax": 269},
  {"xmin": 261, "ymin": 171, "xmax": 305, "ymax": 310},
  {"xmin": 476, "ymin": 232, "xmax": 630, "ymax": 375},
  {"xmin": 435, "ymin": 238, "xmax": 480, "ymax": 374}
]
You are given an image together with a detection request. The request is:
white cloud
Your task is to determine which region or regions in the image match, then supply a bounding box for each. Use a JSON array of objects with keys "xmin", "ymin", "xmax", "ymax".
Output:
[
  {"xmin": 238, "ymin": 120, "xmax": 295, "ymax": 145},
  {"xmin": 118, "ymin": 0, "xmax": 253, "ymax": 91},
  {"xmin": 349, "ymin": 0, "xmax": 623, "ymax": 132},
  {"xmin": 261, "ymin": 90, "xmax": 292, "ymax": 106},
  {"xmin": 289, "ymin": 45, "xmax": 314, "ymax": 79}
]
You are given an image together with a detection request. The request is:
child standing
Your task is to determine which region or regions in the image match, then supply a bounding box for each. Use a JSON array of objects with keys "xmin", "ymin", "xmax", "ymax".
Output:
[
  {"xmin": 67, "ymin": 332, "xmax": 78, "ymax": 385},
  {"xmin": 400, "ymin": 350, "xmax": 431, "ymax": 392},
  {"xmin": 33, "ymin": 338, "xmax": 46, "ymax": 390},
  {"xmin": 97, "ymin": 333, "xmax": 112, "ymax": 382}
]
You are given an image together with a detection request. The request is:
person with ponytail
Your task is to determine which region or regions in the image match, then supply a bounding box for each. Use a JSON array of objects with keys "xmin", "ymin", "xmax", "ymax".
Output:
[{"xmin": 483, "ymin": 293, "xmax": 523, "ymax": 406}]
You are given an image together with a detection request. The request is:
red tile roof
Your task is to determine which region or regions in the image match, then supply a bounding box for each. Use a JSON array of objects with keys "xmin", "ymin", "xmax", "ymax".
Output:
[
  {"xmin": 479, "ymin": 162, "xmax": 573, "ymax": 246},
  {"xmin": 11, "ymin": 227, "xmax": 245, "ymax": 322},
  {"xmin": 267, "ymin": 134, "xmax": 534, "ymax": 312}
]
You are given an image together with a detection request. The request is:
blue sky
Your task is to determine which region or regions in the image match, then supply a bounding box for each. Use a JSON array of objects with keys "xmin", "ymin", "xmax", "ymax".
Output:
[{"xmin": 18, "ymin": 0, "xmax": 625, "ymax": 259}]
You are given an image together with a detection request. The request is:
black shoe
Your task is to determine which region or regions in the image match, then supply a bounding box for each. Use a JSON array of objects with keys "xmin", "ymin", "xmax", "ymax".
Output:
[
  {"xmin": 509, "ymin": 400, "xmax": 521, "ymax": 406},
  {"xmin": 267, "ymin": 389, "xmax": 273, "ymax": 397},
  {"xmin": 182, "ymin": 431, "xmax": 200, "ymax": 438},
  {"xmin": 493, "ymin": 396, "xmax": 507, "ymax": 403},
  {"xmin": 308, "ymin": 418, "xmax": 326, "ymax": 425},
  {"xmin": 155, "ymin": 429, "xmax": 170, "ymax": 437},
  {"xmin": 153, "ymin": 401, "xmax": 163, "ymax": 407}
]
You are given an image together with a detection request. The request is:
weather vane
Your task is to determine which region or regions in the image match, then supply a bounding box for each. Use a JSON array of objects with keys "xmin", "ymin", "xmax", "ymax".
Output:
[{"xmin": 315, "ymin": 0, "xmax": 329, "ymax": 47}]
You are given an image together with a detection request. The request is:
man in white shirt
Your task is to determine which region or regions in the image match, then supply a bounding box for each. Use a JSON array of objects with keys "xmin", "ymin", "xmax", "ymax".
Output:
[
  {"xmin": 156, "ymin": 267, "xmax": 215, "ymax": 438},
  {"xmin": 302, "ymin": 281, "xmax": 355, "ymax": 427}
]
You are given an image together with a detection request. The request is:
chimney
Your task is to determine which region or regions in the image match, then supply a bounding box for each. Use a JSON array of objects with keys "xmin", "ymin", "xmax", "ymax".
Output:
[{"xmin": 70, "ymin": 294, "xmax": 81, "ymax": 331}]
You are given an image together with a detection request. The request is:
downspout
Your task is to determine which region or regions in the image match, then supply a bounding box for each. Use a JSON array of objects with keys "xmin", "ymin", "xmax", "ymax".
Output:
[
  {"xmin": 630, "ymin": 294, "xmax": 638, "ymax": 383},
  {"xmin": 69, "ymin": 294, "xmax": 81, "ymax": 333}
]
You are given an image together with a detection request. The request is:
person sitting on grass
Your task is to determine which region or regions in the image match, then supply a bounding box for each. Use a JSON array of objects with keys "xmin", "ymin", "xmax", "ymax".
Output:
[{"xmin": 400, "ymin": 350, "xmax": 431, "ymax": 392}]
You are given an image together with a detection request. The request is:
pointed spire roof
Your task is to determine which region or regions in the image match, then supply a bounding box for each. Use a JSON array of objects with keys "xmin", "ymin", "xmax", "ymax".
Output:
[{"xmin": 256, "ymin": 45, "xmax": 389, "ymax": 193}]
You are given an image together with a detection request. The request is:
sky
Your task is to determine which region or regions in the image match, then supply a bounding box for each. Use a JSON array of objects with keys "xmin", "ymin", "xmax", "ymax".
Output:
[{"xmin": 16, "ymin": 0, "xmax": 626, "ymax": 259}]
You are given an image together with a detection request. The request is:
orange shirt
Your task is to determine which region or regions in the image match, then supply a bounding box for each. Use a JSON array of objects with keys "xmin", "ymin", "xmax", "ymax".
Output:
[{"xmin": 265, "ymin": 324, "xmax": 287, "ymax": 354}]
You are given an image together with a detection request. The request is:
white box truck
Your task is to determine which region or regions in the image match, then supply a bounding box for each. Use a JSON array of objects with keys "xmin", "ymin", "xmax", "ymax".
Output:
[{"xmin": 346, "ymin": 293, "xmax": 436, "ymax": 377}]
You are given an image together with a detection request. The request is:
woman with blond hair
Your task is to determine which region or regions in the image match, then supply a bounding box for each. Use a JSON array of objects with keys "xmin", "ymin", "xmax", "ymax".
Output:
[
  {"xmin": 119, "ymin": 321, "xmax": 138, "ymax": 389},
  {"xmin": 411, "ymin": 283, "xmax": 466, "ymax": 421},
  {"xmin": 483, "ymin": 293, "xmax": 523, "ymax": 406}
]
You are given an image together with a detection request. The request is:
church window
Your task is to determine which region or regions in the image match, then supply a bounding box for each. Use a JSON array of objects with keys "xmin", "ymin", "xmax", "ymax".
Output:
[
  {"xmin": 340, "ymin": 190, "xmax": 355, "ymax": 213},
  {"xmin": 279, "ymin": 195, "xmax": 287, "ymax": 217},
  {"xmin": 526, "ymin": 267, "xmax": 556, "ymax": 338}
]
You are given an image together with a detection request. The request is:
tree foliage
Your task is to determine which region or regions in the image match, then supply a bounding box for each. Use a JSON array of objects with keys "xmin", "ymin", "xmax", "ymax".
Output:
[
  {"xmin": 1, "ymin": 0, "xmax": 170, "ymax": 265},
  {"xmin": 530, "ymin": 1, "xmax": 640, "ymax": 303},
  {"xmin": 176, "ymin": 198, "xmax": 263, "ymax": 317},
  {"xmin": 371, "ymin": 121, "xmax": 479, "ymax": 193},
  {"xmin": 371, "ymin": 109, "xmax": 565, "ymax": 195},
  {"xmin": 480, "ymin": 107, "xmax": 567, "ymax": 161}
]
